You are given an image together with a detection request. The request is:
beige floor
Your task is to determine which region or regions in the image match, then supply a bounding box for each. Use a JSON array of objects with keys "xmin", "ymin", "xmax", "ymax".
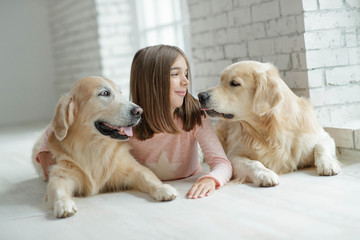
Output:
[{"xmin": 1, "ymin": 123, "xmax": 360, "ymax": 240}]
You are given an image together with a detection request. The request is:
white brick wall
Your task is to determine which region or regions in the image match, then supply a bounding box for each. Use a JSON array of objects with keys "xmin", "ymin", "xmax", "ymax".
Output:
[
  {"xmin": 188, "ymin": 0, "xmax": 306, "ymax": 97},
  {"xmin": 47, "ymin": 0, "xmax": 102, "ymax": 97},
  {"xmin": 304, "ymin": 0, "xmax": 360, "ymax": 126},
  {"xmin": 95, "ymin": 0, "xmax": 137, "ymax": 98},
  {"xmin": 188, "ymin": 0, "xmax": 360, "ymax": 128},
  {"xmin": 325, "ymin": 127, "xmax": 360, "ymax": 160},
  {"xmin": 47, "ymin": 0, "xmax": 137, "ymax": 98}
]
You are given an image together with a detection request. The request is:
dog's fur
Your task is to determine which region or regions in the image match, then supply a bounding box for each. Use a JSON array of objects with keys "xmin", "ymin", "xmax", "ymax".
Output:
[
  {"xmin": 32, "ymin": 76, "xmax": 177, "ymax": 218},
  {"xmin": 198, "ymin": 61, "xmax": 340, "ymax": 187}
]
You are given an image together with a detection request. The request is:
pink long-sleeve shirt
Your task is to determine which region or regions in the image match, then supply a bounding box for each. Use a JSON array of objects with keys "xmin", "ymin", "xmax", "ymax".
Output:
[
  {"xmin": 128, "ymin": 116, "xmax": 232, "ymax": 188},
  {"xmin": 35, "ymin": 116, "xmax": 232, "ymax": 188}
]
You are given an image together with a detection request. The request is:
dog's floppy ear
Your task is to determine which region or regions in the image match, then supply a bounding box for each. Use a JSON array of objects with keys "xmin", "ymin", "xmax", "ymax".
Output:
[
  {"xmin": 253, "ymin": 64, "xmax": 283, "ymax": 116},
  {"xmin": 51, "ymin": 95, "xmax": 75, "ymax": 141}
]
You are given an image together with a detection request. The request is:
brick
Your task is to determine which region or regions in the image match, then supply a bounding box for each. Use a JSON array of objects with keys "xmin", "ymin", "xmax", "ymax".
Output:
[
  {"xmin": 307, "ymin": 69, "xmax": 324, "ymax": 88},
  {"xmin": 291, "ymin": 52, "xmax": 307, "ymax": 71},
  {"xmin": 215, "ymin": 59, "xmax": 233, "ymax": 75},
  {"xmin": 348, "ymin": 47, "xmax": 360, "ymax": 65},
  {"xmin": 279, "ymin": 0, "xmax": 303, "ymax": 16},
  {"xmin": 211, "ymin": 0, "xmax": 233, "ymax": 14},
  {"xmin": 211, "ymin": 13, "xmax": 228, "ymax": 30},
  {"xmin": 313, "ymin": 107, "xmax": 331, "ymax": 126},
  {"xmin": 326, "ymin": 66, "xmax": 360, "ymax": 86},
  {"xmin": 228, "ymin": 8, "xmax": 251, "ymax": 26},
  {"xmin": 248, "ymin": 38, "xmax": 275, "ymax": 57},
  {"xmin": 276, "ymin": 16, "xmax": 298, "ymax": 36},
  {"xmin": 275, "ymin": 35, "xmax": 305, "ymax": 54},
  {"xmin": 191, "ymin": 48, "xmax": 205, "ymax": 62},
  {"xmin": 319, "ymin": 0, "xmax": 343, "ymax": 9},
  {"xmin": 251, "ymin": 23, "xmax": 266, "ymax": 39},
  {"xmin": 224, "ymin": 43, "xmax": 247, "ymax": 59},
  {"xmin": 265, "ymin": 20, "xmax": 278, "ymax": 37},
  {"xmin": 251, "ymin": 1, "xmax": 280, "ymax": 22},
  {"xmin": 214, "ymin": 29, "xmax": 230, "ymax": 45},
  {"xmin": 355, "ymin": 130, "xmax": 360, "ymax": 149},
  {"xmin": 204, "ymin": 46, "xmax": 225, "ymax": 61},
  {"xmin": 283, "ymin": 71, "xmax": 308, "ymax": 88},
  {"xmin": 234, "ymin": 0, "xmax": 264, "ymax": 8},
  {"xmin": 324, "ymin": 127, "xmax": 354, "ymax": 148},
  {"xmin": 329, "ymin": 103, "xmax": 360, "ymax": 126},
  {"xmin": 338, "ymin": 148, "xmax": 360, "ymax": 160},
  {"xmin": 302, "ymin": 0, "xmax": 318, "ymax": 11},
  {"xmin": 304, "ymin": 29, "xmax": 342, "ymax": 49},
  {"xmin": 345, "ymin": 29, "xmax": 357, "ymax": 47},
  {"xmin": 189, "ymin": 2, "xmax": 211, "ymax": 19},
  {"xmin": 310, "ymin": 85, "xmax": 360, "ymax": 107},
  {"xmin": 304, "ymin": 10, "xmax": 360, "ymax": 31},
  {"xmin": 237, "ymin": 25, "xmax": 253, "ymax": 41},
  {"xmin": 191, "ymin": 18, "xmax": 211, "ymax": 34},
  {"xmin": 346, "ymin": 0, "xmax": 360, "ymax": 8},
  {"xmin": 193, "ymin": 76, "xmax": 221, "ymax": 94},
  {"xmin": 262, "ymin": 54, "xmax": 291, "ymax": 71},
  {"xmin": 292, "ymin": 89, "xmax": 310, "ymax": 98},
  {"xmin": 306, "ymin": 48, "xmax": 349, "ymax": 68}
]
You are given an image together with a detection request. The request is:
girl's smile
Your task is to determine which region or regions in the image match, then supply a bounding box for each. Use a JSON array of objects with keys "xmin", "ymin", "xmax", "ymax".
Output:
[
  {"xmin": 170, "ymin": 56, "xmax": 189, "ymax": 110},
  {"xmin": 175, "ymin": 90, "xmax": 187, "ymax": 97}
]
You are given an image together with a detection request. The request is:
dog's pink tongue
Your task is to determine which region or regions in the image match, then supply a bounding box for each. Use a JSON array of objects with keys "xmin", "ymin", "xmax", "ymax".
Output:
[{"xmin": 119, "ymin": 127, "xmax": 133, "ymax": 137}]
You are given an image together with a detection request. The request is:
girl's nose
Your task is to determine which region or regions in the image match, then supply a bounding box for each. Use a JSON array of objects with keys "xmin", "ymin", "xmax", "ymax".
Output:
[{"xmin": 181, "ymin": 75, "xmax": 189, "ymax": 86}]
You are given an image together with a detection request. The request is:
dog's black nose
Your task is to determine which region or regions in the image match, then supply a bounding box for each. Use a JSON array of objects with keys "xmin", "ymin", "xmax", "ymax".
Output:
[
  {"xmin": 198, "ymin": 92, "xmax": 210, "ymax": 103},
  {"xmin": 131, "ymin": 107, "xmax": 143, "ymax": 116}
]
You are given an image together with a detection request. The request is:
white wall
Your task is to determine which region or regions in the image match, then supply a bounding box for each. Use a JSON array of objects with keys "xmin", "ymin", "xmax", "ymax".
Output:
[
  {"xmin": 188, "ymin": 0, "xmax": 360, "ymax": 128},
  {"xmin": 47, "ymin": 0, "xmax": 102, "ymax": 97},
  {"xmin": 0, "ymin": 0, "xmax": 57, "ymax": 126}
]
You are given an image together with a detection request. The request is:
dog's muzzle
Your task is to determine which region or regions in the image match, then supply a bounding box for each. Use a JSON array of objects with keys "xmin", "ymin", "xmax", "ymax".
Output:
[
  {"xmin": 198, "ymin": 92, "xmax": 234, "ymax": 119},
  {"xmin": 95, "ymin": 106, "xmax": 143, "ymax": 140}
]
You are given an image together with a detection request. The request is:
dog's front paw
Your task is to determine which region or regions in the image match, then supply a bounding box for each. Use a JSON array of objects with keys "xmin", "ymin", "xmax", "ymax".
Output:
[
  {"xmin": 54, "ymin": 199, "xmax": 78, "ymax": 218},
  {"xmin": 253, "ymin": 169, "xmax": 279, "ymax": 187},
  {"xmin": 152, "ymin": 184, "xmax": 178, "ymax": 201},
  {"xmin": 316, "ymin": 159, "xmax": 340, "ymax": 176}
]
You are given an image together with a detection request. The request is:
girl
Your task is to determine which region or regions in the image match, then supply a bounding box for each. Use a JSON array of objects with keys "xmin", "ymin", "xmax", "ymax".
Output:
[{"xmin": 36, "ymin": 44, "xmax": 232, "ymax": 199}]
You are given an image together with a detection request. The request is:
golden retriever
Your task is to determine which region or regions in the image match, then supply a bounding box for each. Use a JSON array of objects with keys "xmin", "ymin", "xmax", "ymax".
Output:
[
  {"xmin": 32, "ymin": 76, "xmax": 177, "ymax": 218},
  {"xmin": 198, "ymin": 61, "xmax": 340, "ymax": 187}
]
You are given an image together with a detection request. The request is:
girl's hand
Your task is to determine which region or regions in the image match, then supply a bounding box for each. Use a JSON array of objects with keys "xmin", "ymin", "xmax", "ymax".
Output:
[
  {"xmin": 38, "ymin": 152, "xmax": 56, "ymax": 181},
  {"xmin": 187, "ymin": 178, "xmax": 216, "ymax": 199}
]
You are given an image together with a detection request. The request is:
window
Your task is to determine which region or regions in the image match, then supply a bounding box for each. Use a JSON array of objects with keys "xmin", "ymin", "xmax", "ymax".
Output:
[
  {"xmin": 135, "ymin": 0, "xmax": 190, "ymax": 53},
  {"xmin": 96, "ymin": 0, "xmax": 191, "ymax": 99}
]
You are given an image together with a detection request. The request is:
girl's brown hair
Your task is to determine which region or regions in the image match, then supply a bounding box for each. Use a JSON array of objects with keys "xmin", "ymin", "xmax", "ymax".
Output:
[{"xmin": 130, "ymin": 45, "xmax": 205, "ymax": 140}]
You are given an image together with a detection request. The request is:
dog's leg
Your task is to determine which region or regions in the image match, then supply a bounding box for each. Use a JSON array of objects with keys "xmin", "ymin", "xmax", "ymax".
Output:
[
  {"xmin": 127, "ymin": 164, "xmax": 178, "ymax": 201},
  {"xmin": 314, "ymin": 134, "xmax": 341, "ymax": 176},
  {"xmin": 46, "ymin": 163, "xmax": 86, "ymax": 218},
  {"xmin": 47, "ymin": 176, "xmax": 78, "ymax": 218},
  {"xmin": 231, "ymin": 156, "xmax": 279, "ymax": 187}
]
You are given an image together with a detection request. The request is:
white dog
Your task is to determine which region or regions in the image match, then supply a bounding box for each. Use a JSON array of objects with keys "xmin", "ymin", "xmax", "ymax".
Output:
[
  {"xmin": 198, "ymin": 61, "xmax": 340, "ymax": 187},
  {"xmin": 32, "ymin": 76, "xmax": 177, "ymax": 218}
]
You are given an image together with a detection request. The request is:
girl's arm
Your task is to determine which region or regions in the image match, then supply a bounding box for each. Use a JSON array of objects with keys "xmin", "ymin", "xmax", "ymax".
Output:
[
  {"xmin": 35, "ymin": 126, "xmax": 55, "ymax": 181},
  {"xmin": 194, "ymin": 116, "xmax": 233, "ymax": 187}
]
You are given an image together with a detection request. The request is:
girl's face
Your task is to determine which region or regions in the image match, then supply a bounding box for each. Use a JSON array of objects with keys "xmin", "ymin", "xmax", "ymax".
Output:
[{"xmin": 169, "ymin": 55, "xmax": 189, "ymax": 111}]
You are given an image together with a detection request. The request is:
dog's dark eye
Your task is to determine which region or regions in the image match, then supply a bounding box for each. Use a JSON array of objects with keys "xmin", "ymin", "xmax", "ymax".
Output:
[
  {"xmin": 99, "ymin": 90, "xmax": 110, "ymax": 97},
  {"xmin": 230, "ymin": 80, "xmax": 241, "ymax": 87}
]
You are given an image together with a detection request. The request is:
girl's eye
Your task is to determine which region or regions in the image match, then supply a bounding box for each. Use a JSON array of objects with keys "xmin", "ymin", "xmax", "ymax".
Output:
[
  {"xmin": 230, "ymin": 80, "xmax": 241, "ymax": 87},
  {"xmin": 99, "ymin": 90, "xmax": 110, "ymax": 97}
]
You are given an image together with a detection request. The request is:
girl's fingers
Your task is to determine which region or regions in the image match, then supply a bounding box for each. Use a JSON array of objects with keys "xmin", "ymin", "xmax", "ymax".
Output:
[
  {"xmin": 187, "ymin": 178, "xmax": 216, "ymax": 199},
  {"xmin": 192, "ymin": 184, "xmax": 206, "ymax": 198}
]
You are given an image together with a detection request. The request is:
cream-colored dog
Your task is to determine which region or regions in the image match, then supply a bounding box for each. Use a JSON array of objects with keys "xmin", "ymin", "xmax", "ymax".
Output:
[
  {"xmin": 198, "ymin": 61, "xmax": 340, "ymax": 187},
  {"xmin": 32, "ymin": 76, "xmax": 177, "ymax": 218}
]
